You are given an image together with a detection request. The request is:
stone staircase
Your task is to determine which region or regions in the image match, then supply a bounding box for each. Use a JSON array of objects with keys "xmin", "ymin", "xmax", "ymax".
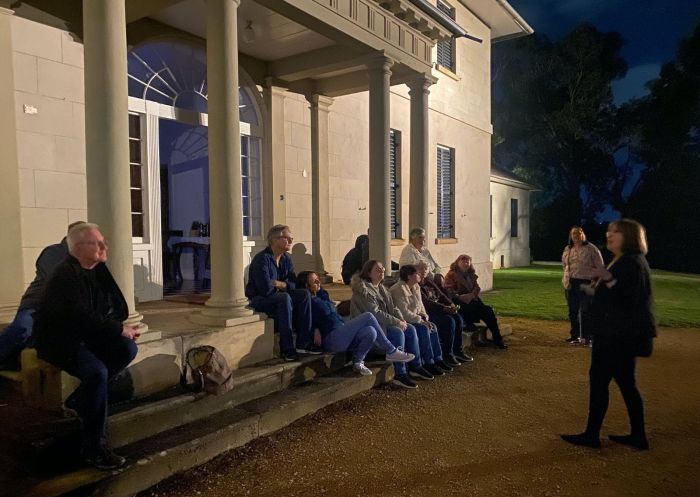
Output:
[{"xmin": 11, "ymin": 353, "xmax": 394, "ymax": 497}]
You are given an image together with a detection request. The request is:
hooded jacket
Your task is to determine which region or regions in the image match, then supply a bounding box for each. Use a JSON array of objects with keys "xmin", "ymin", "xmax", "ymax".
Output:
[{"xmin": 349, "ymin": 275, "xmax": 404, "ymax": 330}]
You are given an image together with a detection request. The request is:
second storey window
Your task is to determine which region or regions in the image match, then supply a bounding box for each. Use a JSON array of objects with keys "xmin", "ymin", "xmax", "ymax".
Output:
[
  {"xmin": 436, "ymin": 1, "xmax": 456, "ymax": 72},
  {"xmin": 437, "ymin": 146, "xmax": 455, "ymax": 239},
  {"xmin": 390, "ymin": 129, "xmax": 401, "ymax": 239}
]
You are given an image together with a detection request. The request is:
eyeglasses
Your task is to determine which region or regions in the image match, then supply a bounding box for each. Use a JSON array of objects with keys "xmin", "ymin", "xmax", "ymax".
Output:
[
  {"xmin": 276, "ymin": 236, "xmax": 294, "ymax": 243},
  {"xmin": 78, "ymin": 240, "xmax": 108, "ymax": 249}
]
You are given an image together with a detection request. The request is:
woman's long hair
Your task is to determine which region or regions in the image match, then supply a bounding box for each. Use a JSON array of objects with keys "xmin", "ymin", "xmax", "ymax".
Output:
[
  {"xmin": 609, "ymin": 219, "xmax": 648, "ymax": 255},
  {"xmin": 449, "ymin": 254, "xmax": 474, "ymax": 273},
  {"xmin": 567, "ymin": 226, "xmax": 589, "ymax": 247},
  {"xmin": 359, "ymin": 259, "xmax": 380, "ymax": 282}
]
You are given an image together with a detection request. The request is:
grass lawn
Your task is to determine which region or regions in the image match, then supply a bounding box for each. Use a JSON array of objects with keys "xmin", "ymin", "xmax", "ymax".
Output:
[{"xmin": 484, "ymin": 264, "xmax": 700, "ymax": 328}]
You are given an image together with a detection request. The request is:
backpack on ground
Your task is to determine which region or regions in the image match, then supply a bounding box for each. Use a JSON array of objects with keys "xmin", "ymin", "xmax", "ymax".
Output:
[{"xmin": 180, "ymin": 345, "xmax": 235, "ymax": 395}]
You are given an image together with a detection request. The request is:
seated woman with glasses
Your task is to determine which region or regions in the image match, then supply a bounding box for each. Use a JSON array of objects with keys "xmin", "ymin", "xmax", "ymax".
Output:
[
  {"xmin": 389, "ymin": 265, "xmax": 455, "ymax": 378},
  {"xmin": 350, "ymin": 260, "xmax": 423, "ymax": 389},
  {"xmin": 296, "ymin": 271, "xmax": 414, "ymax": 376}
]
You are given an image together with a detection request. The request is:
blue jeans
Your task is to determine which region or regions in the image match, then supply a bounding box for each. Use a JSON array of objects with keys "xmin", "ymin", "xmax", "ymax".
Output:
[
  {"xmin": 429, "ymin": 311, "xmax": 464, "ymax": 357},
  {"xmin": 565, "ymin": 279, "xmax": 592, "ymax": 340},
  {"xmin": 411, "ymin": 322, "xmax": 443, "ymax": 365},
  {"xmin": 250, "ymin": 289, "xmax": 312, "ymax": 355},
  {"xmin": 323, "ymin": 312, "xmax": 379, "ymax": 363},
  {"xmin": 0, "ymin": 308, "xmax": 34, "ymax": 364},
  {"xmin": 62, "ymin": 337, "xmax": 138, "ymax": 454},
  {"xmin": 375, "ymin": 324, "xmax": 420, "ymax": 376}
]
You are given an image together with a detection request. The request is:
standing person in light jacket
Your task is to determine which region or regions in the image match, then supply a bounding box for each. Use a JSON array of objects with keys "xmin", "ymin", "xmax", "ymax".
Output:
[
  {"xmin": 297, "ymin": 271, "xmax": 414, "ymax": 376},
  {"xmin": 350, "ymin": 260, "xmax": 422, "ymax": 389},
  {"xmin": 561, "ymin": 219, "xmax": 656, "ymax": 451},
  {"xmin": 562, "ymin": 226, "xmax": 604, "ymax": 345},
  {"xmin": 390, "ymin": 265, "xmax": 453, "ymax": 378},
  {"xmin": 245, "ymin": 225, "xmax": 317, "ymax": 361}
]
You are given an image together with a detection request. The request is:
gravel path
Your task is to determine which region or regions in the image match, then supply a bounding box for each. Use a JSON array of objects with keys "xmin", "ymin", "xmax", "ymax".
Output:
[{"xmin": 140, "ymin": 318, "xmax": 700, "ymax": 497}]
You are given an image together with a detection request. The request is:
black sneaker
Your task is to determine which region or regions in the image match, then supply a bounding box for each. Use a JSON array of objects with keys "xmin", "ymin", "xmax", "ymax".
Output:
[
  {"xmin": 454, "ymin": 351, "xmax": 474, "ymax": 363},
  {"xmin": 296, "ymin": 345, "xmax": 323, "ymax": 355},
  {"xmin": 565, "ymin": 337, "xmax": 579, "ymax": 343},
  {"xmin": 408, "ymin": 365, "xmax": 434, "ymax": 380},
  {"xmin": 424, "ymin": 363, "xmax": 446, "ymax": 376},
  {"xmin": 282, "ymin": 351, "xmax": 299, "ymax": 361},
  {"xmin": 392, "ymin": 374, "xmax": 418, "ymax": 389},
  {"xmin": 444, "ymin": 355, "xmax": 462, "ymax": 367},
  {"xmin": 435, "ymin": 360, "xmax": 454, "ymax": 372},
  {"xmin": 84, "ymin": 447, "xmax": 127, "ymax": 470}
]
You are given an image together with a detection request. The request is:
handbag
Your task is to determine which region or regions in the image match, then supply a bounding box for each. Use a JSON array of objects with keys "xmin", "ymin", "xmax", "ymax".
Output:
[{"xmin": 180, "ymin": 345, "xmax": 235, "ymax": 395}]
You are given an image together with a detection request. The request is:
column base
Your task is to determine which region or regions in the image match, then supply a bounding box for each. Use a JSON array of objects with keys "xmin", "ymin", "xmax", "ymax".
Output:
[
  {"xmin": 126, "ymin": 312, "xmax": 162, "ymax": 342},
  {"xmin": 189, "ymin": 298, "xmax": 255, "ymax": 327},
  {"xmin": 319, "ymin": 272, "xmax": 334, "ymax": 284}
]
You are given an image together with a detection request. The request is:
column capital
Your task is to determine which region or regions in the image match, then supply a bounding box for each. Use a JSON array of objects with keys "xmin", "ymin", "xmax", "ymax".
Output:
[
  {"xmin": 407, "ymin": 73, "xmax": 437, "ymax": 95},
  {"xmin": 366, "ymin": 53, "xmax": 395, "ymax": 74},
  {"xmin": 305, "ymin": 94, "xmax": 334, "ymax": 110}
]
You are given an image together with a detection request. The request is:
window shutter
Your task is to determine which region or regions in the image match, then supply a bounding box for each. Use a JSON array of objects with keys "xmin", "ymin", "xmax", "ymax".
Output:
[
  {"xmin": 389, "ymin": 130, "xmax": 399, "ymax": 239},
  {"xmin": 510, "ymin": 198, "xmax": 519, "ymax": 237},
  {"xmin": 437, "ymin": 146, "xmax": 454, "ymax": 239},
  {"xmin": 436, "ymin": 1, "xmax": 455, "ymax": 72}
]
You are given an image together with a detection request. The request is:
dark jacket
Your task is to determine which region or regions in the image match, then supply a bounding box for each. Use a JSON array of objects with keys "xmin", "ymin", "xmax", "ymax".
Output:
[
  {"xmin": 19, "ymin": 238, "xmax": 69, "ymax": 311},
  {"xmin": 341, "ymin": 235, "xmax": 368, "ymax": 285},
  {"xmin": 591, "ymin": 253, "xmax": 657, "ymax": 351},
  {"xmin": 33, "ymin": 256, "xmax": 128, "ymax": 367},
  {"xmin": 420, "ymin": 279, "xmax": 454, "ymax": 314},
  {"xmin": 245, "ymin": 247, "xmax": 297, "ymax": 300},
  {"xmin": 311, "ymin": 289, "xmax": 345, "ymax": 337}
]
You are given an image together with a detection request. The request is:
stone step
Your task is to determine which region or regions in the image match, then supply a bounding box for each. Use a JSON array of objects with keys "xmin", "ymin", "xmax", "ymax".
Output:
[
  {"xmin": 23, "ymin": 352, "xmax": 352, "ymax": 450},
  {"xmin": 21, "ymin": 363, "xmax": 394, "ymax": 497}
]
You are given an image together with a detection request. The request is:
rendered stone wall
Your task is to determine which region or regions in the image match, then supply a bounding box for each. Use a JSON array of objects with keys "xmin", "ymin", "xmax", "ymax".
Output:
[{"xmin": 489, "ymin": 181, "xmax": 531, "ymax": 268}]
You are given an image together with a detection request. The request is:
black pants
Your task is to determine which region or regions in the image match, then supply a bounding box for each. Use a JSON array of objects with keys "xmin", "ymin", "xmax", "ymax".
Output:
[
  {"xmin": 585, "ymin": 340, "xmax": 645, "ymax": 438},
  {"xmin": 456, "ymin": 298, "xmax": 503, "ymax": 343},
  {"xmin": 565, "ymin": 279, "xmax": 592, "ymax": 340}
]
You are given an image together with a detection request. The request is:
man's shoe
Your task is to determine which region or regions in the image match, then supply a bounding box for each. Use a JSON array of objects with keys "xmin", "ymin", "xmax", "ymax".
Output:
[
  {"xmin": 435, "ymin": 360, "xmax": 453, "ymax": 372},
  {"xmin": 444, "ymin": 355, "xmax": 461, "ymax": 367},
  {"xmin": 424, "ymin": 363, "xmax": 446, "ymax": 376},
  {"xmin": 454, "ymin": 351, "xmax": 474, "ymax": 363},
  {"xmin": 560, "ymin": 433, "xmax": 601, "ymax": 449},
  {"xmin": 282, "ymin": 352, "xmax": 299, "ymax": 362},
  {"xmin": 353, "ymin": 361, "xmax": 373, "ymax": 376},
  {"xmin": 408, "ymin": 365, "xmax": 434, "ymax": 380},
  {"xmin": 85, "ymin": 447, "xmax": 127, "ymax": 470},
  {"xmin": 565, "ymin": 337, "xmax": 579, "ymax": 343},
  {"xmin": 392, "ymin": 374, "xmax": 418, "ymax": 389},
  {"xmin": 608, "ymin": 434, "xmax": 649, "ymax": 450},
  {"xmin": 386, "ymin": 349, "xmax": 415, "ymax": 363},
  {"xmin": 296, "ymin": 345, "xmax": 323, "ymax": 355},
  {"xmin": 494, "ymin": 340, "xmax": 508, "ymax": 350}
]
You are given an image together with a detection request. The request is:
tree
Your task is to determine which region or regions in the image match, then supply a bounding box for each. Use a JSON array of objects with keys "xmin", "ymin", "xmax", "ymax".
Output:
[{"xmin": 492, "ymin": 24, "xmax": 627, "ymax": 259}]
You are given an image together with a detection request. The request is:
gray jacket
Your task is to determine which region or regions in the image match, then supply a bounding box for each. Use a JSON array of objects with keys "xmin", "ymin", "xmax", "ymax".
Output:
[{"xmin": 350, "ymin": 275, "xmax": 404, "ymax": 330}]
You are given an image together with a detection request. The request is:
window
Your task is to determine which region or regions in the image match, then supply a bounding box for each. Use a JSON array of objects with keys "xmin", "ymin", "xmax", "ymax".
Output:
[
  {"xmin": 436, "ymin": 1, "xmax": 456, "ymax": 72},
  {"xmin": 128, "ymin": 113, "xmax": 145, "ymax": 238},
  {"xmin": 390, "ymin": 129, "xmax": 401, "ymax": 239},
  {"xmin": 437, "ymin": 146, "xmax": 455, "ymax": 239},
  {"xmin": 511, "ymin": 198, "xmax": 519, "ymax": 237},
  {"xmin": 241, "ymin": 135, "xmax": 262, "ymax": 238},
  {"xmin": 489, "ymin": 195, "xmax": 493, "ymax": 239}
]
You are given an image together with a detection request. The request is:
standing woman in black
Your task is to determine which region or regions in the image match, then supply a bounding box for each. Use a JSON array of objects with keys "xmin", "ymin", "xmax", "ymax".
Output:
[{"xmin": 561, "ymin": 219, "xmax": 656, "ymax": 450}]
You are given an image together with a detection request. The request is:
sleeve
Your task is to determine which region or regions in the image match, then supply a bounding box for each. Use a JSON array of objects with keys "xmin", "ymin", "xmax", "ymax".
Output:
[
  {"xmin": 427, "ymin": 251, "xmax": 442, "ymax": 275},
  {"xmin": 250, "ymin": 255, "xmax": 277, "ymax": 298},
  {"xmin": 595, "ymin": 256, "xmax": 643, "ymax": 311},
  {"xmin": 44, "ymin": 267, "xmax": 122, "ymax": 339},
  {"xmin": 398, "ymin": 245, "xmax": 414, "ymax": 268},
  {"xmin": 591, "ymin": 245, "xmax": 605, "ymax": 269},
  {"xmin": 390, "ymin": 285, "xmax": 423, "ymax": 323},
  {"xmin": 362, "ymin": 288, "xmax": 402, "ymax": 328},
  {"xmin": 562, "ymin": 246, "xmax": 569, "ymax": 267}
]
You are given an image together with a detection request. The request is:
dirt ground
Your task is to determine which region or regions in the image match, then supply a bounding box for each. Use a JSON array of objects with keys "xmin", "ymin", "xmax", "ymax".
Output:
[{"xmin": 140, "ymin": 318, "xmax": 700, "ymax": 497}]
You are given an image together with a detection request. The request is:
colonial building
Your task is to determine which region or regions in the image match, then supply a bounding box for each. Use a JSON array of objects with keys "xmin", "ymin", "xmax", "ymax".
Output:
[
  {"xmin": 490, "ymin": 166, "xmax": 537, "ymax": 268},
  {"xmin": 0, "ymin": 0, "xmax": 532, "ymax": 395}
]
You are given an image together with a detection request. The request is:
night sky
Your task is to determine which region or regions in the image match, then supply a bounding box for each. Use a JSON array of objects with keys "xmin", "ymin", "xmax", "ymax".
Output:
[{"xmin": 507, "ymin": 0, "xmax": 700, "ymax": 104}]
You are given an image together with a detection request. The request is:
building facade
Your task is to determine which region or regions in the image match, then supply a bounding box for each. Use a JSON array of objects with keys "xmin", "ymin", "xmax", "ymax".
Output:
[{"xmin": 0, "ymin": 0, "xmax": 531, "ymax": 394}]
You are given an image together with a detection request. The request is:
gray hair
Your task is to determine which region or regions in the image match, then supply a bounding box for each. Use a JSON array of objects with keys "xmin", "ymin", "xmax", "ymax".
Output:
[
  {"xmin": 409, "ymin": 227, "xmax": 426, "ymax": 239},
  {"xmin": 414, "ymin": 261, "xmax": 429, "ymax": 271},
  {"xmin": 67, "ymin": 222, "xmax": 100, "ymax": 254},
  {"xmin": 266, "ymin": 224, "xmax": 290, "ymax": 246}
]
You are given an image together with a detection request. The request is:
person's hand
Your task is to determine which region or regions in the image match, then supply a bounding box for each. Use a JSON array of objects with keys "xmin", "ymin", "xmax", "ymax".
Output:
[
  {"xmin": 272, "ymin": 280, "xmax": 288, "ymax": 291},
  {"xmin": 121, "ymin": 325, "xmax": 140, "ymax": 340},
  {"xmin": 447, "ymin": 304, "xmax": 458, "ymax": 314},
  {"xmin": 313, "ymin": 328, "xmax": 322, "ymax": 347},
  {"xmin": 398, "ymin": 320, "xmax": 408, "ymax": 331}
]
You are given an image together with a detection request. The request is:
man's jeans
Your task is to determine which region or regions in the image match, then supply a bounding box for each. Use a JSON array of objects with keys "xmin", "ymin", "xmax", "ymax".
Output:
[
  {"xmin": 411, "ymin": 322, "xmax": 443, "ymax": 365},
  {"xmin": 323, "ymin": 312, "xmax": 380, "ymax": 363},
  {"xmin": 428, "ymin": 311, "xmax": 464, "ymax": 357},
  {"xmin": 372, "ymin": 324, "xmax": 420, "ymax": 376},
  {"xmin": 0, "ymin": 308, "xmax": 34, "ymax": 365},
  {"xmin": 62, "ymin": 337, "xmax": 138, "ymax": 455},
  {"xmin": 250, "ymin": 289, "xmax": 312, "ymax": 356}
]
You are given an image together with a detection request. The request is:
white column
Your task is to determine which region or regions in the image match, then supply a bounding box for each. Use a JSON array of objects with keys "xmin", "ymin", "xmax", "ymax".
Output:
[
  {"xmin": 367, "ymin": 55, "xmax": 393, "ymax": 271},
  {"xmin": 83, "ymin": 0, "xmax": 144, "ymax": 328},
  {"xmin": 407, "ymin": 74, "xmax": 434, "ymax": 236},
  {"xmin": 307, "ymin": 94, "xmax": 334, "ymax": 281},
  {"xmin": 192, "ymin": 0, "xmax": 252, "ymax": 326}
]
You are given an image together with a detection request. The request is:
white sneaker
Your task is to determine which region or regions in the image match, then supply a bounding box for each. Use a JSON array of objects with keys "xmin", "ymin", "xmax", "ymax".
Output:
[
  {"xmin": 386, "ymin": 349, "xmax": 415, "ymax": 363},
  {"xmin": 353, "ymin": 362, "xmax": 373, "ymax": 376}
]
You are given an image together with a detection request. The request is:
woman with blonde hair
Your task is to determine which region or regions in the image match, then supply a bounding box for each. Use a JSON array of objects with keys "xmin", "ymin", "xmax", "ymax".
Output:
[
  {"xmin": 562, "ymin": 226, "xmax": 604, "ymax": 345},
  {"xmin": 561, "ymin": 219, "xmax": 656, "ymax": 450}
]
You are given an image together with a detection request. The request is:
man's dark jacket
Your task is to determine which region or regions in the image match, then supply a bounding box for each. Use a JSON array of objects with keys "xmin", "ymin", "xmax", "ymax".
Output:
[
  {"xmin": 19, "ymin": 238, "xmax": 68, "ymax": 311},
  {"xmin": 33, "ymin": 256, "xmax": 128, "ymax": 367},
  {"xmin": 245, "ymin": 247, "xmax": 297, "ymax": 299}
]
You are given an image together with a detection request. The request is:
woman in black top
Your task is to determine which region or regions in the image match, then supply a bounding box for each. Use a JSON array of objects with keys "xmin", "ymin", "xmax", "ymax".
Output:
[{"xmin": 561, "ymin": 219, "xmax": 656, "ymax": 450}]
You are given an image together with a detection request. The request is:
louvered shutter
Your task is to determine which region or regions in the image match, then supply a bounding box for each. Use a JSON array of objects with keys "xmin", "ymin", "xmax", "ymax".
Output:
[
  {"xmin": 437, "ymin": 146, "xmax": 454, "ymax": 239},
  {"xmin": 436, "ymin": 2, "xmax": 455, "ymax": 71},
  {"xmin": 389, "ymin": 130, "xmax": 400, "ymax": 239}
]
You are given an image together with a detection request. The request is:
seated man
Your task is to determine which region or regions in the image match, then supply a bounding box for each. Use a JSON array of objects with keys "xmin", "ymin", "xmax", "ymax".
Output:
[
  {"xmin": 0, "ymin": 221, "xmax": 83, "ymax": 369},
  {"xmin": 399, "ymin": 227, "xmax": 444, "ymax": 284},
  {"xmin": 33, "ymin": 223, "xmax": 139, "ymax": 470},
  {"xmin": 245, "ymin": 225, "xmax": 316, "ymax": 361}
]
